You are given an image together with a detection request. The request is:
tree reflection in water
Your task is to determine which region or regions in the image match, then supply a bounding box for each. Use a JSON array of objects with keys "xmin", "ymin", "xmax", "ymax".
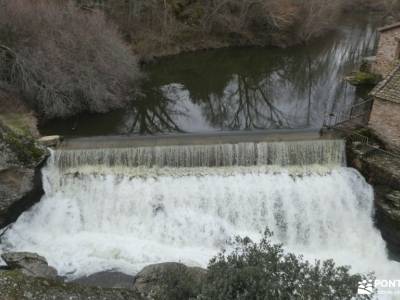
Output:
[
  {"xmin": 121, "ymin": 82, "xmax": 186, "ymax": 134},
  {"xmin": 130, "ymin": 15, "xmax": 378, "ymax": 134},
  {"xmin": 200, "ymin": 74, "xmax": 292, "ymax": 130}
]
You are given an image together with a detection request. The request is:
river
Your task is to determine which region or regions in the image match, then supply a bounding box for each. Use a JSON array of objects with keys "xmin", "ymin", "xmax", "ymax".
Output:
[{"xmin": 41, "ymin": 15, "xmax": 378, "ymax": 137}]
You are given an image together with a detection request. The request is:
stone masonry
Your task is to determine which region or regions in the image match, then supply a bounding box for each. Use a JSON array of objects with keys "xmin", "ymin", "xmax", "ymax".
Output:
[{"xmin": 372, "ymin": 22, "xmax": 400, "ymax": 77}]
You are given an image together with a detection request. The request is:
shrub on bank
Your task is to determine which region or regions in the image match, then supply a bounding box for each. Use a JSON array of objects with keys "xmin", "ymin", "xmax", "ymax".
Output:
[
  {"xmin": 93, "ymin": 0, "xmax": 345, "ymax": 57},
  {"xmin": 142, "ymin": 230, "xmax": 374, "ymax": 300},
  {"xmin": 0, "ymin": 0, "xmax": 140, "ymax": 119},
  {"xmin": 200, "ymin": 230, "xmax": 374, "ymax": 299},
  {"xmin": 346, "ymin": 71, "xmax": 382, "ymax": 86}
]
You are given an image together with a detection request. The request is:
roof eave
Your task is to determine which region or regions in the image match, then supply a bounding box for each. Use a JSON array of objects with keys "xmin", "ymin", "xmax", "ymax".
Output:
[
  {"xmin": 378, "ymin": 22, "xmax": 400, "ymax": 33},
  {"xmin": 369, "ymin": 64, "xmax": 400, "ymax": 97}
]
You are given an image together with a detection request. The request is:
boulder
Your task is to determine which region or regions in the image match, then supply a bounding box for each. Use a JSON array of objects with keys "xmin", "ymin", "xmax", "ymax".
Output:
[
  {"xmin": 386, "ymin": 191, "xmax": 400, "ymax": 207},
  {"xmin": 38, "ymin": 135, "xmax": 62, "ymax": 147},
  {"xmin": 0, "ymin": 269, "xmax": 144, "ymax": 300},
  {"xmin": 375, "ymin": 188, "xmax": 400, "ymax": 253},
  {"xmin": 0, "ymin": 167, "xmax": 43, "ymax": 227},
  {"xmin": 0, "ymin": 122, "xmax": 48, "ymax": 228},
  {"xmin": 73, "ymin": 271, "xmax": 135, "ymax": 290},
  {"xmin": 0, "ymin": 122, "xmax": 47, "ymax": 170},
  {"xmin": 133, "ymin": 262, "xmax": 207, "ymax": 299},
  {"xmin": 1, "ymin": 252, "xmax": 57, "ymax": 279}
]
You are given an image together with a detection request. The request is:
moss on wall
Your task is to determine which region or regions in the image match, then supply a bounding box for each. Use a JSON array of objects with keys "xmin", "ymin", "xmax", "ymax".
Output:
[{"xmin": 346, "ymin": 71, "xmax": 382, "ymax": 86}]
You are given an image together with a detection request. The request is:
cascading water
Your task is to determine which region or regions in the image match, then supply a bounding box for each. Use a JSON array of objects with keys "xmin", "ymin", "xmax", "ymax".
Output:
[
  {"xmin": 55, "ymin": 139, "xmax": 346, "ymax": 169},
  {"xmin": 1, "ymin": 139, "xmax": 398, "ymax": 282}
]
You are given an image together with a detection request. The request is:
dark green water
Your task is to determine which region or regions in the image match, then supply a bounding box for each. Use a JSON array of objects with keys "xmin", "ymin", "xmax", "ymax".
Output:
[{"xmin": 41, "ymin": 15, "xmax": 379, "ymax": 137}]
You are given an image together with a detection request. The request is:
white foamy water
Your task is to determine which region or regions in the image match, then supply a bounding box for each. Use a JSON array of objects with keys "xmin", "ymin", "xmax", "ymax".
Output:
[{"xmin": 1, "ymin": 151, "xmax": 399, "ymax": 281}]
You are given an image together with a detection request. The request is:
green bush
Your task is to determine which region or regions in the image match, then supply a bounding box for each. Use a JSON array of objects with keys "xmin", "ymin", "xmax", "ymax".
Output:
[
  {"xmin": 153, "ymin": 264, "xmax": 204, "ymax": 300},
  {"xmin": 199, "ymin": 229, "xmax": 374, "ymax": 300},
  {"xmin": 144, "ymin": 229, "xmax": 374, "ymax": 300}
]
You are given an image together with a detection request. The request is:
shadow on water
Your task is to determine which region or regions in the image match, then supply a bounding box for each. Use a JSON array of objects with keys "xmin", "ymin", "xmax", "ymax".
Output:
[{"xmin": 40, "ymin": 14, "xmax": 380, "ymax": 137}]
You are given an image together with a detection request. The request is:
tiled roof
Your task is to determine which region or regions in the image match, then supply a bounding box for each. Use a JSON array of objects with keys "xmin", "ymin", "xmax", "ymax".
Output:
[
  {"xmin": 379, "ymin": 22, "xmax": 400, "ymax": 33},
  {"xmin": 371, "ymin": 64, "xmax": 400, "ymax": 104}
]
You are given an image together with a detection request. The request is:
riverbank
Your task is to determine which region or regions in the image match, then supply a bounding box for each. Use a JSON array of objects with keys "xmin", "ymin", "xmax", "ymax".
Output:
[
  {"xmin": 102, "ymin": 2, "xmax": 386, "ymax": 61},
  {"xmin": 131, "ymin": 12, "xmax": 383, "ymax": 62},
  {"xmin": 0, "ymin": 238, "xmax": 371, "ymax": 300},
  {"xmin": 0, "ymin": 90, "xmax": 48, "ymax": 229},
  {"xmin": 0, "ymin": 270, "xmax": 143, "ymax": 300}
]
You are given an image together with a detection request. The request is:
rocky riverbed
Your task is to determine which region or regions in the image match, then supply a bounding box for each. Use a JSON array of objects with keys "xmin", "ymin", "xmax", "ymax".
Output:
[
  {"xmin": 0, "ymin": 270, "xmax": 143, "ymax": 300},
  {"xmin": 0, "ymin": 252, "xmax": 142, "ymax": 300},
  {"xmin": 0, "ymin": 251, "xmax": 207, "ymax": 300}
]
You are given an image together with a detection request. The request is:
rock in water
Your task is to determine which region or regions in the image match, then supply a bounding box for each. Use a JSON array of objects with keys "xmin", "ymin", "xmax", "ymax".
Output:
[
  {"xmin": 1, "ymin": 252, "xmax": 58, "ymax": 279},
  {"xmin": 133, "ymin": 262, "xmax": 207, "ymax": 299},
  {"xmin": 38, "ymin": 135, "xmax": 62, "ymax": 147}
]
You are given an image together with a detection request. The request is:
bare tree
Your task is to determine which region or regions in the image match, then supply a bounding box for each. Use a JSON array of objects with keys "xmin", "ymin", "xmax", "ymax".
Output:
[
  {"xmin": 0, "ymin": 0, "xmax": 141, "ymax": 119},
  {"xmin": 92, "ymin": 0, "xmax": 348, "ymax": 57},
  {"xmin": 383, "ymin": 0, "xmax": 400, "ymax": 20},
  {"xmin": 294, "ymin": 0, "xmax": 344, "ymax": 43}
]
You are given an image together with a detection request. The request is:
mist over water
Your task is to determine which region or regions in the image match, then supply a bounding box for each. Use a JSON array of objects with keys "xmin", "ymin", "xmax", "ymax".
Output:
[{"xmin": 1, "ymin": 143, "xmax": 399, "ymax": 281}]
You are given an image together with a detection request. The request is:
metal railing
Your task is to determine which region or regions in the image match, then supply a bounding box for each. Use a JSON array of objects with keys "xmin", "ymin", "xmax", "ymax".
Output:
[
  {"xmin": 323, "ymin": 98, "xmax": 374, "ymax": 129},
  {"xmin": 324, "ymin": 98, "xmax": 400, "ymax": 159},
  {"xmin": 339, "ymin": 129, "xmax": 400, "ymax": 159},
  {"xmin": 346, "ymin": 131, "xmax": 370, "ymax": 145}
]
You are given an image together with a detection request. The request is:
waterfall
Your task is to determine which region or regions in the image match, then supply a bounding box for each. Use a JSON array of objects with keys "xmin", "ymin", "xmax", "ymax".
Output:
[
  {"xmin": 0, "ymin": 139, "xmax": 398, "ymax": 282},
  {"xmin": 55, "ymin": 139, "xmax": 346, "ymax": 169}
]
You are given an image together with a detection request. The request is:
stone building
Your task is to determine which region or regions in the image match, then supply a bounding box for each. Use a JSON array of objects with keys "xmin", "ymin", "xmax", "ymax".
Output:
[
  {"xmin": 369, "ymin": 64, "xmax": 400, "ymax": 152},
  {"xmin": 368, "ymin": 22, "xmax": 400, "ymax": 152},
  {"xmin": 372, "ymin": 22, "xmax": 400, "ymax": 77}
]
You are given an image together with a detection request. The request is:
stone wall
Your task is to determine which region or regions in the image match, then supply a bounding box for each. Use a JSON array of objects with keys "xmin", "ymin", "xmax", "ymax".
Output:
[
  {"xmin": 369, "ymin": 99, "xmax": 400, "ymax": 152},
  {"xmin": 347, "ymin": 141, "xmax": 400, "ymax": 254},
  {"xmin": 372, "ymin": 28, "xmax": 400, "ymax": 76}
]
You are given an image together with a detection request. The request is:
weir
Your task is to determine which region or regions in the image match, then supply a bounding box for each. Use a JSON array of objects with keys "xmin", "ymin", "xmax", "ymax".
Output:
[
  {"xmin": 59, "ymin": 129, "xmax": 326, "ymax": 149},
  {"xmin": 2, "ymin": 129, "xmax": 398, "ymax": 282},
  {"xmin": 55, "ymin": 130, "xmax": 345, "ymax": 169}
]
